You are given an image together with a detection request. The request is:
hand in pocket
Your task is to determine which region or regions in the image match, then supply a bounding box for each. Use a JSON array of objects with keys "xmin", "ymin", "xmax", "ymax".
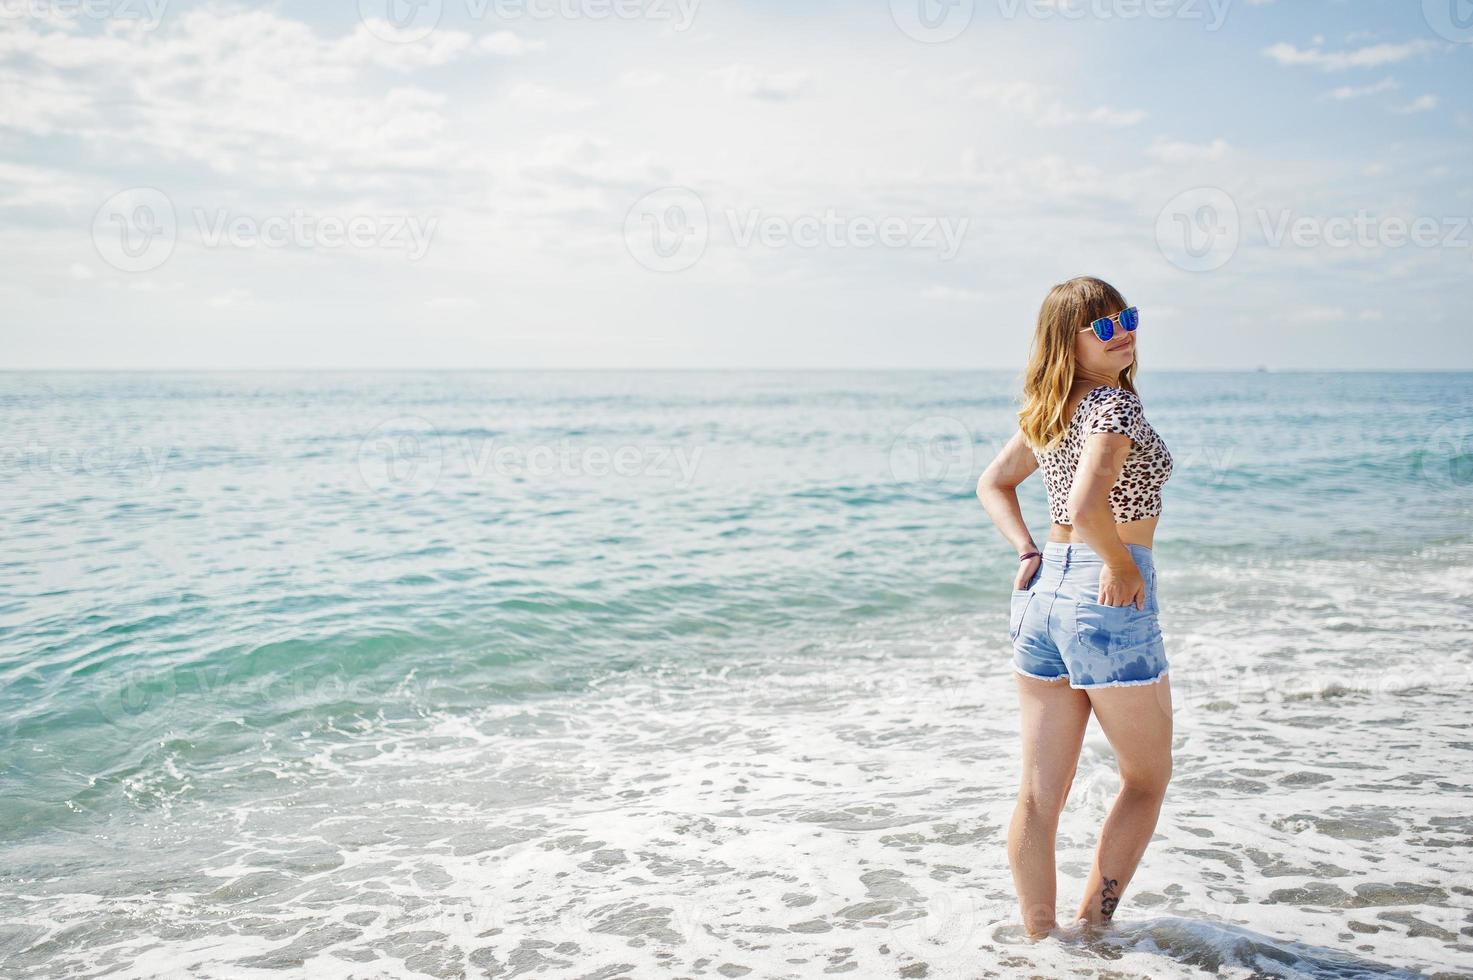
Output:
[{"xmin": 1098, "ymin": 563, "xmax": 1145, "ymax": 609}]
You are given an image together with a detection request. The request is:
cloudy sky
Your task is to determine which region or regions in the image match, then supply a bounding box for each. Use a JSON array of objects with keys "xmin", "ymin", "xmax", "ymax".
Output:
[{"xmin": 1, "ymin": 0, "xmax": 1469, "ymax": 369}]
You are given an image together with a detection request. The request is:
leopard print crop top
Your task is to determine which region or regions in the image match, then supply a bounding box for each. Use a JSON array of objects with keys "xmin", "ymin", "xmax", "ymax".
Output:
[{"xmin": 1032, "ymin": 385, "xmax": 1173, "ymax": 525}]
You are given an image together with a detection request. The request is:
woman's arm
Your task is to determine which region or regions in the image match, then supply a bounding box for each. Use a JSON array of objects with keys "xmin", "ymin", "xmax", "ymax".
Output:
[
  {"xmin": 977, "ymin": 429, "xmax": 1042, "ymax": 562},
  {"xmin": 1067, "ymin": 432, "xmax": 1145, "ymax": 607}
]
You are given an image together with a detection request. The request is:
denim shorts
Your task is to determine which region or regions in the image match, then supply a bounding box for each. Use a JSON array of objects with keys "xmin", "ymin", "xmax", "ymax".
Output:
[{"xmin": 1009, "ymin": 540, "xmax": 1169, "ymax": 689}]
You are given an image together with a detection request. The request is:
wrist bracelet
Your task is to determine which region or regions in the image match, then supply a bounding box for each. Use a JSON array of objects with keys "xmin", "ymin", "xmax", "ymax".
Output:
[{"xmin": 1018, "ymin": 551, "xmax": 1041, "ymax": 561}]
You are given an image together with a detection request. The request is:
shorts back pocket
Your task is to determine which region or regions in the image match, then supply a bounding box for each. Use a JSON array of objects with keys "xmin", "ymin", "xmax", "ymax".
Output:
[
  {"xmin": 1074, "ymin": 600, "xmax": 1149, "ymax": 655},
  {"xmin": 1009, "ymin": 589, "xmax": 1035, "ymax": 642}
]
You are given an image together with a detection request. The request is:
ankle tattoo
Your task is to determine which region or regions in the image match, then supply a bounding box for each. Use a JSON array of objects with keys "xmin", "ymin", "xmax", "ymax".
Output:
[{"xmin": 1099, "ymin": 876, "xmax": 1120, "ymax": 918}]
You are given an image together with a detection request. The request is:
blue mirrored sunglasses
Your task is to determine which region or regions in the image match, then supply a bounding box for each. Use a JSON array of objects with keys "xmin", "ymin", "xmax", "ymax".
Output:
[{"xmin": 1081, "ymin": 306, "xmax": 1139, "ymax": 343}]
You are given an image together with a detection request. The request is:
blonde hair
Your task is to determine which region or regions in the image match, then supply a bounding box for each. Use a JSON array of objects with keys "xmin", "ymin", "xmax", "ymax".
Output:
[{"xmin": 1017, "ymin": 276, "xmax": 1138, "ymax": 452}]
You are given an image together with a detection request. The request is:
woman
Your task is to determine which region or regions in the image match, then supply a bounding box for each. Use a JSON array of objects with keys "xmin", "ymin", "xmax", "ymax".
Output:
[{"xmin": 975, "ymin": 275, "xmax": 1174, "ymax": 939}]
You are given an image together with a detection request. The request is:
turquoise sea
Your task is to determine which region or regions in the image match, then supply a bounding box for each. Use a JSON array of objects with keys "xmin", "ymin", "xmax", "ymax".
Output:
[{"xmin": 1, "ymin": 370, "xmax": 1471, "ymax": 979}]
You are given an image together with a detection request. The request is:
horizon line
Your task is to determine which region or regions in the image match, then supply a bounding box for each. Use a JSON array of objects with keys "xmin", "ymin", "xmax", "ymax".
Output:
[{"xmin": 2, "ymin": 366, "xmax": 1471, "ymax": 374}]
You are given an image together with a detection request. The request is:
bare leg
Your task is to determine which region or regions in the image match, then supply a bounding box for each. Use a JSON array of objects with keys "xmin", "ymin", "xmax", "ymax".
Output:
[
  {"xmin": 1074, "ymin": 674, "xmax": 1174, "ymax": 926},
  {"xmin": 1009, "ymin": 672, "xmax": 1092, "ymax": 937}
]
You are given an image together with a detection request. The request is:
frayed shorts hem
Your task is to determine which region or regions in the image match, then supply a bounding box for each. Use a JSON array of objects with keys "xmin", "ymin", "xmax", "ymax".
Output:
[
  {"xmin": 1068, "ymin": 669, "xmax": 1169, "ymax": 690},
  {"xmin": 1012, "ymin": 663, "xmax": 1170, "ymax": 690},
  {"xmin": 1012, "ymin": 663, "xmax": 1070, "ymax": 683}
]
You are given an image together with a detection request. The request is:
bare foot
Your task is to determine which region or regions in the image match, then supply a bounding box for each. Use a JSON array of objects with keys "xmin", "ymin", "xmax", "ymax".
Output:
[{"xmin": 1022, "ymin": 919, "xmax": 1059, "ymax": 939}]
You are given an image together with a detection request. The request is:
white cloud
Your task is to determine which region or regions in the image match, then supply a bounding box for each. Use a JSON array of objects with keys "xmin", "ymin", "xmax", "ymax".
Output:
[
  {"xmin": 479, "ymin": 31, "xmax": 546, "ymax": 56},
  {"xmin": 208, "ymin": 287, "xmax": 252, "ymax": 308},
  {"xmin": 0, "ymin": 161, "xmax": 89, "ymax": 208},
  {"xmin": 337, "ymin": 22, "xmax": 478, "ymax": 70},
  {"xmin": 1146, "ymin": 137, "xmax": 1229, "ymax": 164},
  {"xmin": 922, "ymin": 285, "xmax": 985, "ymax": 301},
  {"xmin": 505, "ymin": 81, "xmax": 596, "ymax": 112},
  {"xmin": 1393, "ymin": 94, "xmax": 1438, "ymax": 114},
  {"xmin": 0, "ymin": 10, "xmax": 479, "ymax": 184},
  {"xmin": 714, "ymin": 65, "xmax": 814, "ymax": 101},
  {"xmin": 1287, "ymin": 306, "xmax": 1347, "ymax": 324},
  {"xmin": 0, "ymin": 4, "xmax": 1466, "ymax": 369},
  {"xmin": 1327, "ymin": 77, "xmax": 1398, "ymax": 100},
  {"xmin": 1262, "ymin": 40, "xmax": 1435, "ymax": 71},
  {"xmin": 426, "ymin": 296, "xmax": 479, "ymax": 311},
  {"xmin": 964, "ymin": 79, "xmax": 1145, "ymax": 127},
  {"xmin": 0, "ymin": 68, "xmax": 95, "ymax": 135},
  {"xmin": 619, "ymin": 69, "xmax": 668, "ymax": 88}
]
